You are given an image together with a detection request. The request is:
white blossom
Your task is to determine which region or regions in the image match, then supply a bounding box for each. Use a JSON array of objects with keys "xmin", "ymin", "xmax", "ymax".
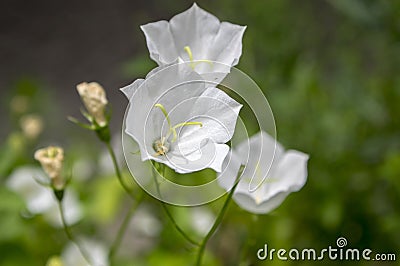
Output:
[
  {"xmin": 141, "ymin": 3, "xmax": 246, "ymax": 80},
  {"xmin": 121, "ymin": 64, "xmax": 242, "ymax": 173},
  {"xmin": 218, "ymin": 131, "xmax": 309, "ymax": 214}
]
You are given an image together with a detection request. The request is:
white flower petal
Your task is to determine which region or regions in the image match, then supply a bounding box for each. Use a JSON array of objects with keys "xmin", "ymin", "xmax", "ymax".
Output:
[
  {"xmin": 140, "ymin": 3, "xmax": 246, "ymax": 74},
  {"xmin": 120, "ymin": 78, "xmax": 144, "ymax": 100},
  {"xmin": 202, "ymin": 22, "xmax": 246, "ymax": 70},
  {"xmin": 270, "ymin": 150, "xmax": 309, "ymax": 194},
  {"xmin": 120, "ymin": 65, "xmax": 169, "ymax": 100},
  {"xmin": 140, "ymin": 21, "xmax": 178, "ymax": 66},
  {"xmin": 217, "ymin": 131, "xmax": 309, "ymax": 214},
  {"xmin": 207, "ymin": 143, "xmax": 230, "ymax": 173},
  {"xmin": 217, "ymin": 151, "xmax": 242, "ymax": 191},
  {"xmin": 169, "ymin": 3, "xmax": 220, "ymax": 62},
  {"xmin": 177, "ymin": 87, "xmax": 242, "ymax": 147},
  {"xmin": 236, "ymin": 131, "xmax": 284, "ymax": 191},
  {"xmin": 233, "ymin": 191, "xmax": 290, "ymax": 214}
]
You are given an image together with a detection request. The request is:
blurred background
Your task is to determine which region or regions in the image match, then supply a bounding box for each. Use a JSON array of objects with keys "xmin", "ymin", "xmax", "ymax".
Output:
[{"xmin": 1, "ymin": 0, "xmax": 399, "ymax": 265}]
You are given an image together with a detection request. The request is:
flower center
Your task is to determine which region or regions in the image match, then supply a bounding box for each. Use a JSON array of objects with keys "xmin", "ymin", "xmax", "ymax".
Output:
[
  {"xmin": 153, "ymin": 103, "xmax": 203, "ymax": 156},
  {"xmin": 45, "ymin": 147, "xmax": 60, "ymax": 158},
  {"xmin": 153, "ymin": 137, "xmax": 170, "ymax": 156},
  {"xmin": 183, "ymin": 46, "xmax": 213, "ymax": 70}
]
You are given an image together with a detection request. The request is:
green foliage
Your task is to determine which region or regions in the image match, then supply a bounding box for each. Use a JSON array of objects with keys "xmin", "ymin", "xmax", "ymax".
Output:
[{"xmin": 1, "ymin": 0, "xmax": 399, "ymax": 265}]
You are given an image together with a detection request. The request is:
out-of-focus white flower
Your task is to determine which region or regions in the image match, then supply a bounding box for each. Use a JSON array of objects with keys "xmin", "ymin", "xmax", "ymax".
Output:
[
  {"xmin": 190, "ymin": 207, "xmax": 215, "ymax": 235},
  {"xmin": 76, "ymin": 82, "xmax": 108, "ymax": 127},
  {"xmin": 7, "ymin": 167, "xmax": 53, "ymax": 213},
  {"xmin": 218, "ymin": 131, "xmax": 309, "ymax": 214},
  {"xmin": 61, "ymin": 238, "xmax": 109, "ymax": 266},
  {"xmin": 20, "ymin": 114, "xmax": 44, "ymax": 139},
  {"xmin": 44, "ymin": 190, "xmax": 82, "ymax": 227},
  {"xmin": 141, "ymin": 3, "xmax": 246, "ymax": 79},
  {"xmin": 34, "ymin": 146, "xmax": 65, "ymax": 190},
  {"xmin": 113, "ymin": 205, "xmax": 162, "ymax": 257},
  {"xmin": 121, "ymin": 65, "xmax": 242, "ymax": 173},
  {"xmin": 6, "ymin": 166, "xmax": 82, "ymax": 227},
  {"xmin": 130, "ymin": 205, "xmax": 162, "ymax": 238}
]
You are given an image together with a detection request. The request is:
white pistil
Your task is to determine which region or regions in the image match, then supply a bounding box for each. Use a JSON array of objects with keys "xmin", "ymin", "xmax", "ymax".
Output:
[{"xmin": 183, "ymin": 46, "xmax": 213, "ymax": 70}]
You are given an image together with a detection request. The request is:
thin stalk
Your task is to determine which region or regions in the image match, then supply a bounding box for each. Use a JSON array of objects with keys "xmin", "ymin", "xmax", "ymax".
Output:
[
  {"xmin": 105, "ymin": 141, "xmax": 134, "ymax": 198},
  {"xmin": 196, "ymin": 165, "xmax": 244, "ymax": 266},
  {"xmin": 153, "ymin": 164, "xmax": 200, "ymax": 246},
  {"xmin": 57, "ymin": 199, "xmax": 92, "ymax": 264},
  {"xmin": 109, "ymin": 191, "xmax": 145, "ymax": 260}
]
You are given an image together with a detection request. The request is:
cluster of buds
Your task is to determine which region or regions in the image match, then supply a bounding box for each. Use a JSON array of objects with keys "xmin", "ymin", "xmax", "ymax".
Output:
[
  {"xmin": 34, "ymin": 146, "xmax": 66, "ymax": 193},
  {"xmin": 70, "ymin": 82, "xmax": 111, "ymax": 142}
]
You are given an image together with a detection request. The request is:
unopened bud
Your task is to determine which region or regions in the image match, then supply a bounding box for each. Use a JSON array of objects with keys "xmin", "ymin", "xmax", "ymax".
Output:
[
  {"xmin": 20, "ymin": 114, "xmax": 44, "ymax": 139},
  {"xmin": 76, "ymin": 82, "xmax": 108, "ymax": 127}
]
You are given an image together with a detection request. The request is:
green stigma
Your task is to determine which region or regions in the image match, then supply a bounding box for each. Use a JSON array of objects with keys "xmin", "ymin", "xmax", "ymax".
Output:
[
  {"xmin": 154, "ymin": 103, "xmax": 171, "ymax": 128},
  {"xmin": 184, "ymin": 46, "xmax": 194, "ymax": 62},
  {"xmin": 183, "ymin": 46, "xmax": 213, "ymax": 70}
]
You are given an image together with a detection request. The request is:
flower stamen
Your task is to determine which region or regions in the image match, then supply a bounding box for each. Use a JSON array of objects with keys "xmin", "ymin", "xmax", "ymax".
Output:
[{"xmin": 153, "ymin": 137, "xmax": 170, "ymax": 156}]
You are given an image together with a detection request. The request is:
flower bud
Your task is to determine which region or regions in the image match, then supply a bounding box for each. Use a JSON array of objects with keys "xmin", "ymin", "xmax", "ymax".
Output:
[
  {"xmin": 76, "ymin": 82, "xmax": 108, "ymax": 127},
  {"xmin": 34, "ymin": 146, "xmax": 65, "ymax": 190},
  {"xmin": 10, "ymin": 95, "xmax": 29, "ymax": 114},
  {"xmin": 20, "ymin": 114, "xmax": 44, "ymax": 139}
]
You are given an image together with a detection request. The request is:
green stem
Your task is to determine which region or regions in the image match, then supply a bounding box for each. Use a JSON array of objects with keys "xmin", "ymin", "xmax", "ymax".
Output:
[
  {"xmin": 57, "ymin": 199, "xmax": 92, "ymax": 264},
  {"xmin": 105, "ymin": 141, "xmax": 135, "ymax": 198},
  {"xmin": 195, "ymin": 165, "xmax": 244, "ymax": 266},
  {"xmin": 109, "ymin": 191, "xmax": 145, "ymax": 260},
  {"xmin": 161, "ymin": 198, "xmax": 200, "ymax": 246},
  {"xmin": 153, "ymin": 164, "xmax": 200, "ymax": 246}
]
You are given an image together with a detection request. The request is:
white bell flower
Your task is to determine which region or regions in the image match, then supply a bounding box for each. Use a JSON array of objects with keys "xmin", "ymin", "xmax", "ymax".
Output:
[
  {"xmin": 218, "ymin": 131, "xmax": 309, "ymax": 214},
  {"xmin": 121, "ymin": 64, "xmax": 242, "ymax": 173},
  {"xmin": 141, "ymin": 3, "xmax": 246, "ymax": 79}
]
